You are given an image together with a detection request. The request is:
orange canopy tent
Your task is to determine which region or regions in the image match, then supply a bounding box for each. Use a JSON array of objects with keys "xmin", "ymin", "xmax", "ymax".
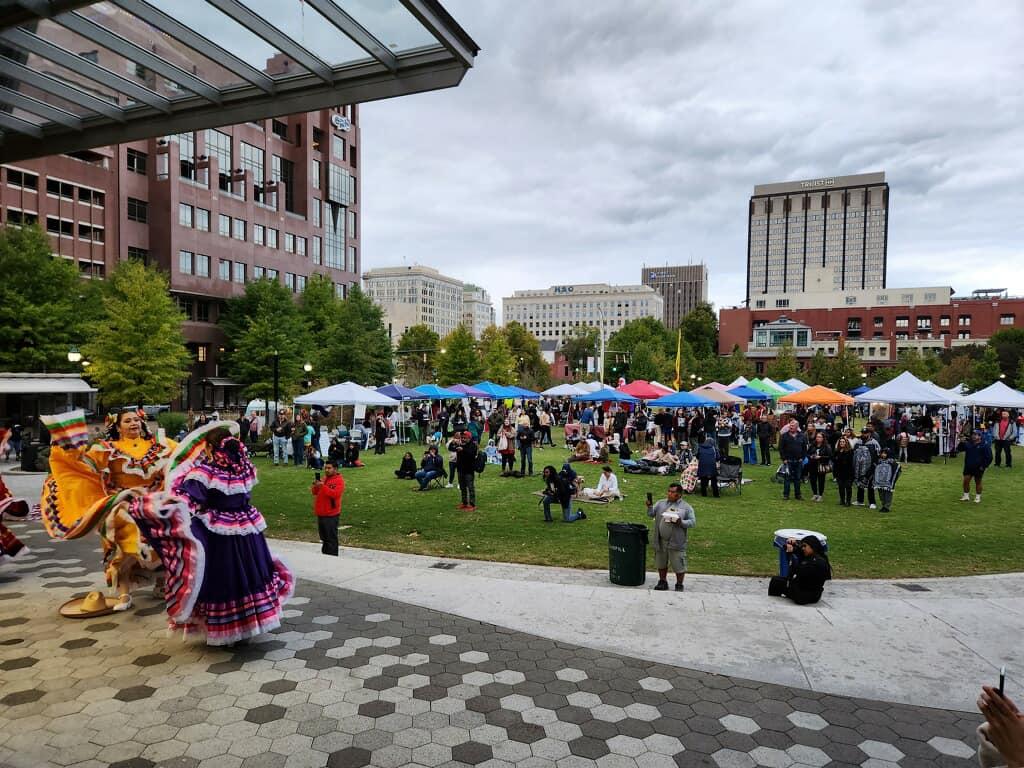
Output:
[{"xmin": 778, "ymin": 385, "xmax": 854, "ymax": 406}]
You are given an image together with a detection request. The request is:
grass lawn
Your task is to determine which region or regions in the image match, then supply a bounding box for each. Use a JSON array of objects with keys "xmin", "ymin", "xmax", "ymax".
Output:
[{"xmin": 252, "ymin": 430, "xmax": 1024, "ymax": 579}]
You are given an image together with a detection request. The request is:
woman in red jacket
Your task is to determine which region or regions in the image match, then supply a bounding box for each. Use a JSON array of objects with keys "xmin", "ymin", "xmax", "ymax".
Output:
[{"xmin": 311, "ymin": 459, "xmax": 345, "ymax": 556}]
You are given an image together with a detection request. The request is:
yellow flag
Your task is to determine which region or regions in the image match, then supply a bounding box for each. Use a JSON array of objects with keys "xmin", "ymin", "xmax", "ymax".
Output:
[{"xmin": 673, "ymin": 328, "xmax": 682, "ymax": 391}]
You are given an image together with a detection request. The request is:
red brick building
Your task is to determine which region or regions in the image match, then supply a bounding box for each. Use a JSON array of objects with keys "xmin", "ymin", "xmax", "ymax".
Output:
[{"xmin": 719, "ymin": 286, "xmax": 1024, "ymax": 373}]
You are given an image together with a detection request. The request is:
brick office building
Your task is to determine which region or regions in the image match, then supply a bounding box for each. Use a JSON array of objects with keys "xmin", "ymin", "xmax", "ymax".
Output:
[
  {"xmin": 1, "ymin": 106, "xmax": 361, "ymax": 409},
  {"xmin": 719, "ymin": 287, "xmax": 1024, "ymax": 373}
]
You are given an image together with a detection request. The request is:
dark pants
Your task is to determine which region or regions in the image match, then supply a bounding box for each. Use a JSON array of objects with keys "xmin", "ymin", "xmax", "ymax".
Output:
[
  {"xmin": 501, "ymin": 453, "xmax": 515, "ymax": 473},
  {"xmin": 717, "ymin": 437, "xmax": 730, "ymax": 457},
  {"xmin": 459, "ymin": 470, "xmax": 476, "ymax": 506},
  {"xmin": 783, "ymin": 460, "xmax": 803, "ymax": 499},
  {"xmin": 448, "ymin": 461, "xmax": 457, "ymax": 485},
  {"xmin": 541, "ymin": 426, "xmax": 553, "ymax": 446},
  {"xmin": 837, "ymin": 481, "xmax": 853, "ymax": 505},
  {"xmin": 857, "ymin": 486, "xmax": 876, "ymax": 506},
  {"xmin": 520, "ymin": 446, "xmax": 533, "ymax": 475},
  {"xmin": 759, "ymin": 437, "xmax": 772, "ymax": 465},
  {"xmin": 994, "ymin": 440, "xmax": 1013, "ymax": 467},
  {"xmin": 374, "ymin": 433, "xmax": 386, "ymax": 454},
  {"xmin": 699, "ymin": 475, "xmax": 719, "ymax": 498},
  {"xmin": 808, "ymin": 471, "xmax": 826, "ymax": 497},
  {"xmin": 317, "ymin": 515, "xmax": 339, "ymax": 556},
  {"xmin": 292, "ymin": 435, "xmax": 304, "ymax": 466},
  {"xmin": 878, "ymin": 489, "xmax": 894, "ymax": 510}
]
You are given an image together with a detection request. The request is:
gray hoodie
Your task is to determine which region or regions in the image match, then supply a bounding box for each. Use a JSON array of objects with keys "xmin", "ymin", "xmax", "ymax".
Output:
[{"xmin": 647, "ymin": 498, "xmax": 696, "ymax": 551}]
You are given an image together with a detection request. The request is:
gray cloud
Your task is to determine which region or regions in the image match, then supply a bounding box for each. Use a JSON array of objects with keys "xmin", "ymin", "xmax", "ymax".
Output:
[{"xmin": 360, "ymin": 0, "xmax": 1024, "ymax": 316}]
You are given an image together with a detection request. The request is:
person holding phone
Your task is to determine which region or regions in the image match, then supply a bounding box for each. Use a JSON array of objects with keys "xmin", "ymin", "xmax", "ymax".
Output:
[
  {"xmin": 977, "ymin": 680, "xmax": 1024, "ymax": 768},
  {"xmin": 311, "ymin": 460, "xmax": 345, "ymax": 556},
  {"xmin": 646, "ymin": 482, "xmax": 696, "ymax": 592}
]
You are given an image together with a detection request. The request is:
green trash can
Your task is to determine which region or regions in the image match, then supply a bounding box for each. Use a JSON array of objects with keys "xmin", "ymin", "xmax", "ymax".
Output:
[{"xmin": 607, "ymin": 522, "xmax": 649, "ymax": 586}]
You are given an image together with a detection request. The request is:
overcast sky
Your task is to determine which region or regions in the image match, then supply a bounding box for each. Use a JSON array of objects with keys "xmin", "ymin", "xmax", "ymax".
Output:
[{"xmin": 360, "ymin": 1, "xmax": 1024, "ymax": 321}]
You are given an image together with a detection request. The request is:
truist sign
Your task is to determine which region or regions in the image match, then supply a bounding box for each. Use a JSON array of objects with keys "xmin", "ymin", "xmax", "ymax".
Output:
[
  {"xmin": 800, "ymin": 178, "xmax": 835, "ymax": 188},
  {"xmin": 330, "ymin": 114, "xmax": 351, "ymax": 131}
]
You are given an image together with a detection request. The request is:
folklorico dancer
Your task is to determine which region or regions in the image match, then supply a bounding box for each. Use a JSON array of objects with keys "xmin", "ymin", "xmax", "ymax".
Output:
[{"xmin": 0, "ymin": 474, "xmax": 30, "ymax": 562}]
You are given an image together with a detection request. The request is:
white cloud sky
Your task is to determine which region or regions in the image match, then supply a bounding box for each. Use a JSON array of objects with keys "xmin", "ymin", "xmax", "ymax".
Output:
[{"xmin": 360, "ymin": 0, "xmax": 1024, "ymax": 320}]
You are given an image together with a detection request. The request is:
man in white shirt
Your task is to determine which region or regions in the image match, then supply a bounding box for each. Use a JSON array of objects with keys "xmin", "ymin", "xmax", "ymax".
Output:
[
  {"xmin": 586, "ymin": 435, "xmax": 600, "ymax": 460},
  {"xmin": 581, "ymin": 466, "xmax": 622, "ymax": 500}
]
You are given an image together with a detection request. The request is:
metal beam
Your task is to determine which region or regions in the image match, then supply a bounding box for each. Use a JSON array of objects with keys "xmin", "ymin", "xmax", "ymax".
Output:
[
  {"xmin": 110, "ymin": 0, "xmax": 275, "ymax": 95},
  {"xmin": 0, "ymin": 27, "xmax": 172, "ymax": 112},
  {"xmin": 205, "ymin": 0, "xmax": 334, "ymax": 84},
  {"xmin": 400, "ymin": 0, "xmax": 477, "ymax": 69},
  {"xmin": 302, "ymin": 0, "xmax": 398, "ymax": 73},
  {"xmin": 57, "ymin": 11, "xmax": 224, "ymax": 104},
  {"xmin": 0, "ymin": 85, "xmax": 83, "ymax": 129},
  {"xmin": 0, "ymin": 111, "xmax": 44, "ymax": 138},
  {"xmin": 0, "ymin": 57, "xmax": 126, "ymax": 121},
  {"xmin": 6, "ymin": 0, "xmax": 94, "ymax": 28}
]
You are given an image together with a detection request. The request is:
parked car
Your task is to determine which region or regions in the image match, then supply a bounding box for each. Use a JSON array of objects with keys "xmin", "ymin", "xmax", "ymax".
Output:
[{"xmin": 141, "ymin": 404, "xmax": 170, "ymax": 419}]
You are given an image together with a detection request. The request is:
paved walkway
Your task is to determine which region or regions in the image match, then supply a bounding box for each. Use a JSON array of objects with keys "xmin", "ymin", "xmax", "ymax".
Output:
[{"xmin": 0, "ymin": 519, "xmax": 981, "ymax": 768}]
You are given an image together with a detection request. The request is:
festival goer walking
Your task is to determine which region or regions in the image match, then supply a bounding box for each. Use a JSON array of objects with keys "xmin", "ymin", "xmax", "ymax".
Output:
[{"xmin": 959, "ymin": 429, "xmax": 992, "ymax": 503}]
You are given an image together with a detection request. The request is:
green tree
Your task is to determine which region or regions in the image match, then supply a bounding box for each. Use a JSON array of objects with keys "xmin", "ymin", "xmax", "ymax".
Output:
[
  {"xmin": 988, "ymin": 329, "xmax": 1024, "ymax": 380},
  {"xmin": 969, "ymin": 344, "xmax": 1002, "ymax": 392},
  {"xmin": 221, "ymin": 277, "xmax": 307, "ymax": 398},
  {"xmin": 869, "ymin": 366, "xmax": 902, "ymax": 387},
  {"xmin": 766, "ymin": 340, "xmax": 798, "ymax": 381},
  {"xmin": 395, "ymin": 324, "xmax": 440, "ymax": 386},
  {"xmin": 1016, "ymin": 357, "xmax": 1024, "ymax": 390},
  {"xmin": 827, "ymin": 346, "xmax": 865, "ymax": 392},
  {"xmin": 436, "ymin": 325, "xmax": 482, "ymax": 385},
  {"xmin": 503, "ymin": 321, "xmax": 548, "ymax": 387},
  {"xmin": 560, "ymin": 326, "xmax": 600, "ymax": 378},
  {"xmin": 606, "ymin": 317, "xmax": 673, "ymax": 380},
  {"xmin": 0, "ymin": 224, "xmax": 98, "ymax": 372},
  {"xmin": 628, "ymin": 342, "xmax": 662, "ymax": 381},
  {"xmin": 724, "ymin": 344, "xmax": 754, "ymax": 382},
  {"xmin": 324, "ymin": 285, "xmax": 394, "ymax": 385},
  {"xmin": 806, "ymin": 349, "xmax": 830, "ymax": 385},
  {"xmin": 481, "ymin": 333, "xmax": 517, "ymax": 384},
  {"xmin": 935, "ymin": 353, "xmax": 975, "ymax": 389},
  {"xmin": 894, "ymin": 348, "xmax": 940, "ymax": 381},
  {"xmin": 81, "ymin": 261, "xmax": 192, "ymax": 405},
  {"xmin": 679, "ymin": 303, "xmax": 718, "ymax": 359}
]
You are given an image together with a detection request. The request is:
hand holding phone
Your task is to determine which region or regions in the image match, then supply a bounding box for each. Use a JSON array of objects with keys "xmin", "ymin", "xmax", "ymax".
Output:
[
  {"xmin": 314, "ymin": 472, "xmax": 321, "ymax": 482},
  {"xmin": 646, "ymin": 492, "xmax": 653, "ymax": 506}
]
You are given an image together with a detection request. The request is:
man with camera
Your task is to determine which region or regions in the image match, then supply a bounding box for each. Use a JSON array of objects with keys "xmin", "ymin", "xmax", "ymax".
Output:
[
  {"xmin": 646, "ymin": 482, "xmax": 696, "ymax": 592},
  {"xmin": 454, "ymin": 431, "xmax": 478, "ymax": 510},
  {"xmin": 311, "ymin": 460, "xmax": 345, "ymax": 556}
]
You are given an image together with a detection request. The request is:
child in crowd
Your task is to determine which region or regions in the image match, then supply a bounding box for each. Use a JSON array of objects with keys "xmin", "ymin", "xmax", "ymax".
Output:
[
  {"xmin": 872, "ymin": 447, "xmax": 901, "ymax": 513},
  {"xmin": 485, "ymin": 439, "xmax": 500, "ymax": 465}
]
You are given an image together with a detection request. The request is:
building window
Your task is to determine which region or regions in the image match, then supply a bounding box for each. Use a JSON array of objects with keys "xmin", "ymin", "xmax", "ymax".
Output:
[
  {"xmin": 79, "ymin": 188, "xmax": 104, "ymax": 207},
  {"xmin": 775, "ymin": 299, "xmax": 789, "ymax": 308},
  {"xmin": 179, "ymin": 203, "xmax": 194, "ymax": 228},
  {"xmin": 332, "ymin": 134, "xmax": 345, "ymax": 160},
  {"xmin": 895, "ymin": 317, "xmax": 909, "ymax": 328},
  {"xmin": 218, "ymin": 214, "xmax": 230, "ymax": 237},
  {"xmin": 127, "ymin": 246, "xmax": 149, "ymax": 264},
  {"xmin": 47, "ymin": 178, "xmax": 74, "ymax": 199},
  {"xmin": 174, "ymin": 132, "xmax": 196, "ymax": 180},
  {"xmin": 271, "ymin": 155, "xmax": 295, "ymax": 212},
  {"xmin": 845, "ymin": 296, "xmax": 857, "ymax": 305},
  {"xmin": 232, "ymin": 218, "xmax": 246, "ymax": 241},
  {"xmin": 267, "ymin": 228, "xmax": 279, "ymax": 249},
  {"xmin": 876, "ymin": 294, "xmax": 889, "ymax": 305},
  {"xmin": 127, "ymin": 197, "xmax": 148, "ymax": 223},
  {"xmin": 296, "ymin": 275, "xmax": 306, "ymax": 292},
  {"xmin": 126, "ymin": 148, "xmax": 147, "ymax": 175},
  {"xmin": 924, "ymin": 292, "xmax": 937, "ymax": 301},
  {"xmin": 284, "ymin": 233, "xmax": 295, "ymax": 253},
  {"xmin": 284, "ymin": 272, "xmax": 295, "ymax": 291},
  {"xmin": 874, "ymin": 316, "xmax": 884, "ymax": 327},
  {"xmin": 6, "ymin": 169, "xmax": 39, "ymax": 189},
  {"xmin": 1000, "ymin": 314, "xmax": 1015, "ymax": 325},
  {"xmin": 219, "ymin": 259, "xmax": 231, "ymax": 280},
  {"xmin": 347, "ymin": 209, "xmax": 356, "ymax": 238},
  {"xmin": 940, "ymin": 315, "xmax": 950, "ymax": 327},
  {"xmin": 196, "ymin": 343, "xmax": 208, "ymax": 361},
  {"xmin": 253, "ymin": 265, "xmax": 265, "ymax": 280},
  {"xmin": 271, "ymin": 119, "xmax": 289, "ymax": 141},
  {"xmin": 46, "ymin": 216, "xmax": 73, "ymax": 237},
  {"xmin": 240, "ymin": 141, "xmax": 265, "ymax": 202},
  {"xmin": 176, "ymin": 296, "xmax": 193, "ymax": 319},
  {"xmin": 191, "ymin": 253, "xmax": 208, "ymax": 278},
  {"xmin": 205, "ymin": 129, "xmax": 232, "ymax": 192},
  {"xmin": 267, "ymin": 268, "xmax": 278, "ymax": 281},
  {"xmin": 253, "ymin": 224, "xmax": 265, "ymax": 246},
  {"xmin": 916, "ymin": 316, "xmax": 931, "ymax": 329},
  {"xmin": 296, "ymin": 237, "xmax": 306, "ymax": 257},
  {"xmin": 77, "ymin": 223, "xmax": 104, "ymax": 242},
  {"xmin": 312, "ymin": 199, "xmax": 321, "ymax": 227},
  {"xmin": 754, "ymin": 299, "xmax": 766, "ymax": 309},
  {"xmin": 901, "ymin": 293, "xmax": 914, "ymax": 304},
  {"xmin": 178, "ymin": 250, "xmax": 194, "ymax": 274},
  {"xmin": 347, "ymin": 245, "xmax": 357, "ymax": 272},
  {"xmin": 958, "ymin": 331, "xmax": 971, "ymax": 339},
  {"xmin": 233, "ymin": 262, "xmax": 246, "ymax": 283},
  {"xmin": 328, "ymin": 165, "xmax": 353, "ymax": 206},
  {"xmin": 312, "ymin": 159, "xmax": 321, "ymax": 190},
  {"xmin": 193, "ymin": 207, "xmax": 209, "ymax": 232},
  {"xmin": 312, "ymin": 236, "xmax": 322, "ymax": 265},
  {"xmin": 959, "ymin": 315, "xmax": 971, "ymax": 327}
]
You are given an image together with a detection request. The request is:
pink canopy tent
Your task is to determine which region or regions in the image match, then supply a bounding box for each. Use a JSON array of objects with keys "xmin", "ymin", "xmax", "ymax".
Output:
[
  {"xmin": 700, "ymin": 381, "xmax": 730, "ymax": 392},
  {"xmin": 617, "ymin": 380, "xmax": 668, "ymax": 400}
]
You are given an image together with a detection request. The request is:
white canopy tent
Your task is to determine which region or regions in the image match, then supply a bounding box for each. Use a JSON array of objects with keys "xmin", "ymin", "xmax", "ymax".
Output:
[
  {"xmin": 962, "ymin": 381, "xmax": 1024, "ymax": 409},
  {"xmin": 782, "ymin": 378, "xmax": 810, "ymax": 391},
  {"xmin": 575, "ymin": 381, "xmax": 606, "ymax": 393},
  {"xmin": 727, "ymin": 376, "xmax": 749, "ymax": 388},
  {"xmin": 294, "ymin": 382, "xmax": 399, "ymax": 408},
  {"xmin": 542, "ymin": 383, "xmax": 587, "ymax": 397},
  {"xmin": 854, "ymin": 371, "xmax": 953, "ymax": 405}
]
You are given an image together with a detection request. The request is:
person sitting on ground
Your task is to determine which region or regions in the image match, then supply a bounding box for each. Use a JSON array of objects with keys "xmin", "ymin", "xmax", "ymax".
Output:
[
  {"xmin": 540, "ymin": 465, "xmax": 581, "ymax": 522},
  {"xmin": 414, "ymin": 445, "xmax": 444, "ymax": 491},
  {"xmin": 596, "ymin": 436, "xmax": 611, "ymax": 464},
  {"xmin": 328, "ymin": 436, "xmax": 346, "ymax": 466},
  {"xmin": 394, "ymin": 451, "xmax": 417, "ymax": 479},
  {"xmin": 568, "ymin": 439, "xmax": 590, "ymax": 463},
  {"xmin": 580, "ymin": 466, "xmax": 622, "ymax": 501},
  {"xmin": 343, "ymin": 438, "xmax": 361, "ymax": 468},
  {"xmin": 586, "ymin": 433, "xmax": 601, "ymax": 461},
  {"xmin": 770, "ymin": 535, "xmax": 832, "ymax": 605},
  {"xmin": 977, "ymin": 684, "xmax": 1024, "ymax": 768}
]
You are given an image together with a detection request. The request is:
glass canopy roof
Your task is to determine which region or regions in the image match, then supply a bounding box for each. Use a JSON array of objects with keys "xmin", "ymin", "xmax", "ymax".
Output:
[{"xmin": 0, "ymin": 0, "xmax": 478, "ymax": 162}]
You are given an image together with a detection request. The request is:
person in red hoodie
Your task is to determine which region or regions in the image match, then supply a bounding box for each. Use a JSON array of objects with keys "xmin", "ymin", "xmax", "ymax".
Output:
[{"xmin": 311, "ymin": 459, "xmax": 345, "ymax": 556}]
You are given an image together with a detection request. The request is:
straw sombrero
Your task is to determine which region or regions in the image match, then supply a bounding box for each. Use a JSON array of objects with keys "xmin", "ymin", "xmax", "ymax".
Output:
[{"xmin": 59, "ymin": 591, "xmax": 118, "ymax": 618}]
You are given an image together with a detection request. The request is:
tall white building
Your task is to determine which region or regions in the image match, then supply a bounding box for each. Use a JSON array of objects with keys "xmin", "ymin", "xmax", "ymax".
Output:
[
  {"xmin": 362, "ymin": 265, "xmax": 464, "ymax": 343},
  {"xmin": 503, "ymin": 283, "xmax": 664, "ymax": 347},
  {"xmin": 463, "ymin": 284, "xmax": 495, "ymax": 339}
]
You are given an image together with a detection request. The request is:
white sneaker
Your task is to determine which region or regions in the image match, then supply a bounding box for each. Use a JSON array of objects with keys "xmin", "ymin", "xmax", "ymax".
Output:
[
  {"xmin": 960, "ymin": 493, "xmax": 970, "ymax": 501},
  {"xmin": 869, "ymin": 504, "xmax": 877, "ymax": 509},
  {"xmin": 445, "ymin": 483, "xmax": 453, "ymax": 489},
  {"xmin": 852, "ymin": 501, "xmax": 863, "ymax": 506},
  {"xmin": 974, "ymin": 495, "xmax": 982, "ymax": 503}
]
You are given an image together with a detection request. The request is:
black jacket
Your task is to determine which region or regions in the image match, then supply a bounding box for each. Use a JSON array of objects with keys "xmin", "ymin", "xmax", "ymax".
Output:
[
  {"xmin": 543, "ymin": 474, "xmax": 572, "ymax": 506},
  {"xmin": 455, "ymin": 440, "xmax": 478, "ymax": 473},
  {"xmin": 779, "ymin": 431, "xmax": 808, "ymax": 461},
  {"xmin": 786, "ymin": 554, "xmax": 831, "ymax": 605},
  {"xmin": 832, "ymin": 449, "xmax": 855, "ymax": 484}
]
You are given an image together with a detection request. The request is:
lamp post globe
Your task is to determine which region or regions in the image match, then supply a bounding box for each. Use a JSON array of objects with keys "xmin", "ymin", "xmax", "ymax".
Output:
[{"xmin": 67, "ymin": 347, "xmax": 82, "ymax": 363}]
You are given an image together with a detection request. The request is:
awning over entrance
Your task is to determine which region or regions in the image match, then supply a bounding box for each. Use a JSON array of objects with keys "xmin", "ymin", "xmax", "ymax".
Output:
[
  {"xmin": 201, "ymin": 377, "xmax": 240, "ymax": 388},
  {"xmin": 0, "ymin": 372, "xmax": 96, "ymax": 394},
  {"xmin": 0, "ymin": 0, "xmax": 478, "ymax": 162}
]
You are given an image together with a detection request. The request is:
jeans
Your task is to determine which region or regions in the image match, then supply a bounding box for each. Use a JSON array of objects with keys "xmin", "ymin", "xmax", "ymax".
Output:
[
  {"xmin": 717, "ymin": 437, "xmax": 731, "ymax": 457},
  {"xmin": 808, "ymin": 470, "xmax": 826, "ymax": 497},
  {"xmin": 759, "ymin": 437, "xmax": 772, "ymax": 465},
  {"xmin": 699, "ymin": 475, "xmax": 719, "ymax": 498},
  {"xmin": 317, "ymin": 515, "xmax": 339, "ymax": 556},
  {"xmin": 520, "ymin": 446, "xmax": 533, "ymax": 475},
  {"xmin": 857, "ymin": 486, "xmax": 877, "ymax": 506},
  {"xmin": 994, "ymin": 440, "xmax": 1013, "ymax": 467},
  {"xmin": 415, "ymin": 469, "xmax": 438, "ymax": 489},
  {"xmin": 542, "ymin": 496, "xmax": 567, "ymax": 522},
  {"xmin": 272, "ymin": 435, "xmax": 288, "ymax": 464},
  {"xmin": 563, "ymin": 506, "xmax": 583, "ymax": 522},
  {"xmin": 742, "ymin": 442, "xmax": 758, "ymax": 464},
  {"xmin": 292, "ymin": 435, "xmax": 304, "ymax": 466},
  {"xmin": 878, "ymin": 489, "xmax": 893, "ymax": 510},
  {"xmin": 458, "ymin": 470, "xmax": 475, "ymax": 506},
  {"xmin": 783, "ymin": 460, "xmax": 803, "ymax": 498},
  {"xmin": 448, "ymin": 461, "xmax": 458, "ymax": 485},
  {"xmin": 898, "ymin": 446, "xmax": 908, "ymax": 463}
]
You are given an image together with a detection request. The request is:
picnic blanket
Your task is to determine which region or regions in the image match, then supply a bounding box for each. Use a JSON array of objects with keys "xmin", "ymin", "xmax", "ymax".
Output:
[{"xmin": 531, "ymin": 491, "xmax": 623, "ymax": 505}]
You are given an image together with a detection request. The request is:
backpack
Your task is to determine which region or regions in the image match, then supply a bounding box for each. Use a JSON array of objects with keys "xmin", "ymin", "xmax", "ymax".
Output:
[{"xmin": 474, "ymin": 450, "xmax": 486, "ymax": 474}]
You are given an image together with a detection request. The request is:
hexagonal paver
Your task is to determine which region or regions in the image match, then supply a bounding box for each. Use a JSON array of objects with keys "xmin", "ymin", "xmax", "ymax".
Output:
[
  {"xmin": 114, "ymin": 685, "xmax": 156, "ymax": 702},
  {"xmin": 459, "ymin": 651, "xmax": 489, "ymax": 664},
  {"xmin": 428, "ymin": 634, "xmax": 456, "ymax": 646},
  {"xmin": 371, "ymin": 636, "xmax": 400, "ymax": 648},
  {"xmin": 556, "ymin": 668, "xmax": 588, "ymax": 683},
  {"xmin": 624, "ymin": 703, "xmax": 661, "ymax": 722},
  {"xmin": 493, "ymin": 670, "xmax": 526, "ymax": 685},
  {"xmin": 749, "ymin": 746, "xmax": 793, "ymax": 768},
  {"xmin": 261, "ymin": 680, "xmax": 298, "ymax": 696},
  {"xmin": 567, "ymin": 692, "xmax": 603, "ymax": 709},
  {"xmin": 61, "ymin": 637, "xmax": 98, "ymax": 650},
  {"xmin": 720, "ymin": 714, "xmax": 760, "ymax": 735},
  {"xmin": 327, "ymin": 745, "xmax": 372, "ymax": 768},
  {"xmin": 607, "ymin": 735, "xmax": 646, "ymax": 757},
  {"xmin": 133, "ymin": 653, "xmax": 170, "ymax": 667},
  {"xmin": 569, "ymin": 736, "xmax": 610, "ymax": 759},
  {"xmin": 927, "ymin": 736, "xmax": 975, "ymax": 758},
  {"xmin": 638, "ymin": 677, "xmax": 673, "ymax": 693},
  {"xmin": 411, "ymin": 743, "xmax": 451, "ymax": 766},
  {"xmin": 397, "ymin": 674, "xmax": 431, "ymax": 690},
  {"xmin": 313, "ymin": 615, "xmax": 339, "ymax": 624},
  {"xmin": 785, "ymin": 744, "xmax": 830, "ymax": 767},
  {"xmin": 364, "ymin": 613, "xmax": 390, "ymax": 623},
  {"xmin": 713, "ymin": 748, "xmax": 757, "ymax": 768},
  {"xmin": 591, "ymin": 704, "xmax": 627, "ymax": 723},
  {"xmin": 451, "ymin": 740, "xmax": 493, "ymax": 765},
  {"xmin": 1, "ymin": 689, "xmax": 44, "ymax": 706},
  {"xmin": 786, "ymin": 711, "xmax": 828, "ymax": 731},
  {"xmin": 358, "ymin": 700, "xmax": 395, "ymax": 719},
  {"xmin": 246, "ymin": 704, "xmax": 287, "ymax": 724},
  {"xmin": 858, "ymin": 740, "xmax": 905, "ymax": 762},
  {"xmin": 0, "ymin": 656, "xmax": 36, "ymax": 670},
  {"xmin": 500, "ymin": 694, "xmax": 534, "ymax": 712},
  {"xmin": 643, "ymin": 734, "xmax": 684, "ymax": 756}
]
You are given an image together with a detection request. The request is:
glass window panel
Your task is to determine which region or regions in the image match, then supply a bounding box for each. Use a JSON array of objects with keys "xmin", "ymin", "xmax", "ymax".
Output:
[
  {"xmin": 236, "ymin": 0, "xmax": 369, "ymax": 66},
  {"xmin": 336, "ymin": 0, "xmax": 441, "ymax": 54}
]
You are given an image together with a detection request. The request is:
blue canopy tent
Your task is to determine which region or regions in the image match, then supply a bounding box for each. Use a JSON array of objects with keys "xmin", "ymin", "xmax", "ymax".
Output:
[
  {"xmin": 506, "ymin": 385, "xmax": 541, "ymax": 399},
  {"xmin": 413, "ymin": 384, "xmax": 466, "ymax": 400},
  {"xmin": 376, "ymin": 384, "xmax": 427, "ymax": 401},
  {"xmin": 472, "ymin": 381, "xmax": 522, "ymax": 399},
  {"xmin": 848, "ymin": 384, "xmax": 871, "ymax": 396},
  {"xmin": 727, "ymin": 385, "xmax": 772, "ymax": 402},
  {"xmin": 572, "ymin": 387, "xmax": 639, "ymax": 404},
  {"xmin": 648, "ymin": 391, "xmax": 720, "ymax": 408}
]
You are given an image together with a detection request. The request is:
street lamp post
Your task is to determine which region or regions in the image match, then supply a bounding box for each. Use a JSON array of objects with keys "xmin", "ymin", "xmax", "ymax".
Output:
[
  {"xmin": 67, "ymin": 347, "xmax": 82, "ymax": 364},
  {"xmin": 303, "ymin": 362, "xmax": 313, "ymax": 390},
  {"xmin": 272, "ymin": 350, "xmax": 280, "ymax": 414}
]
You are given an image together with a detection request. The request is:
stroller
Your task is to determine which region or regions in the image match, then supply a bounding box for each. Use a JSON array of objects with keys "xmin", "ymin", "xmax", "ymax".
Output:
[{"xmin": 717, "ymin": 455, "xmax": 743, "ymax": 495}]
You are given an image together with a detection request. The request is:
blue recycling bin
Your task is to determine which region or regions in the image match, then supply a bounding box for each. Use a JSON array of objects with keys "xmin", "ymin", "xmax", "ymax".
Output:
[{"xmin": 773, "ymin": 528, "xmax": 828, "ymax": 577}]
